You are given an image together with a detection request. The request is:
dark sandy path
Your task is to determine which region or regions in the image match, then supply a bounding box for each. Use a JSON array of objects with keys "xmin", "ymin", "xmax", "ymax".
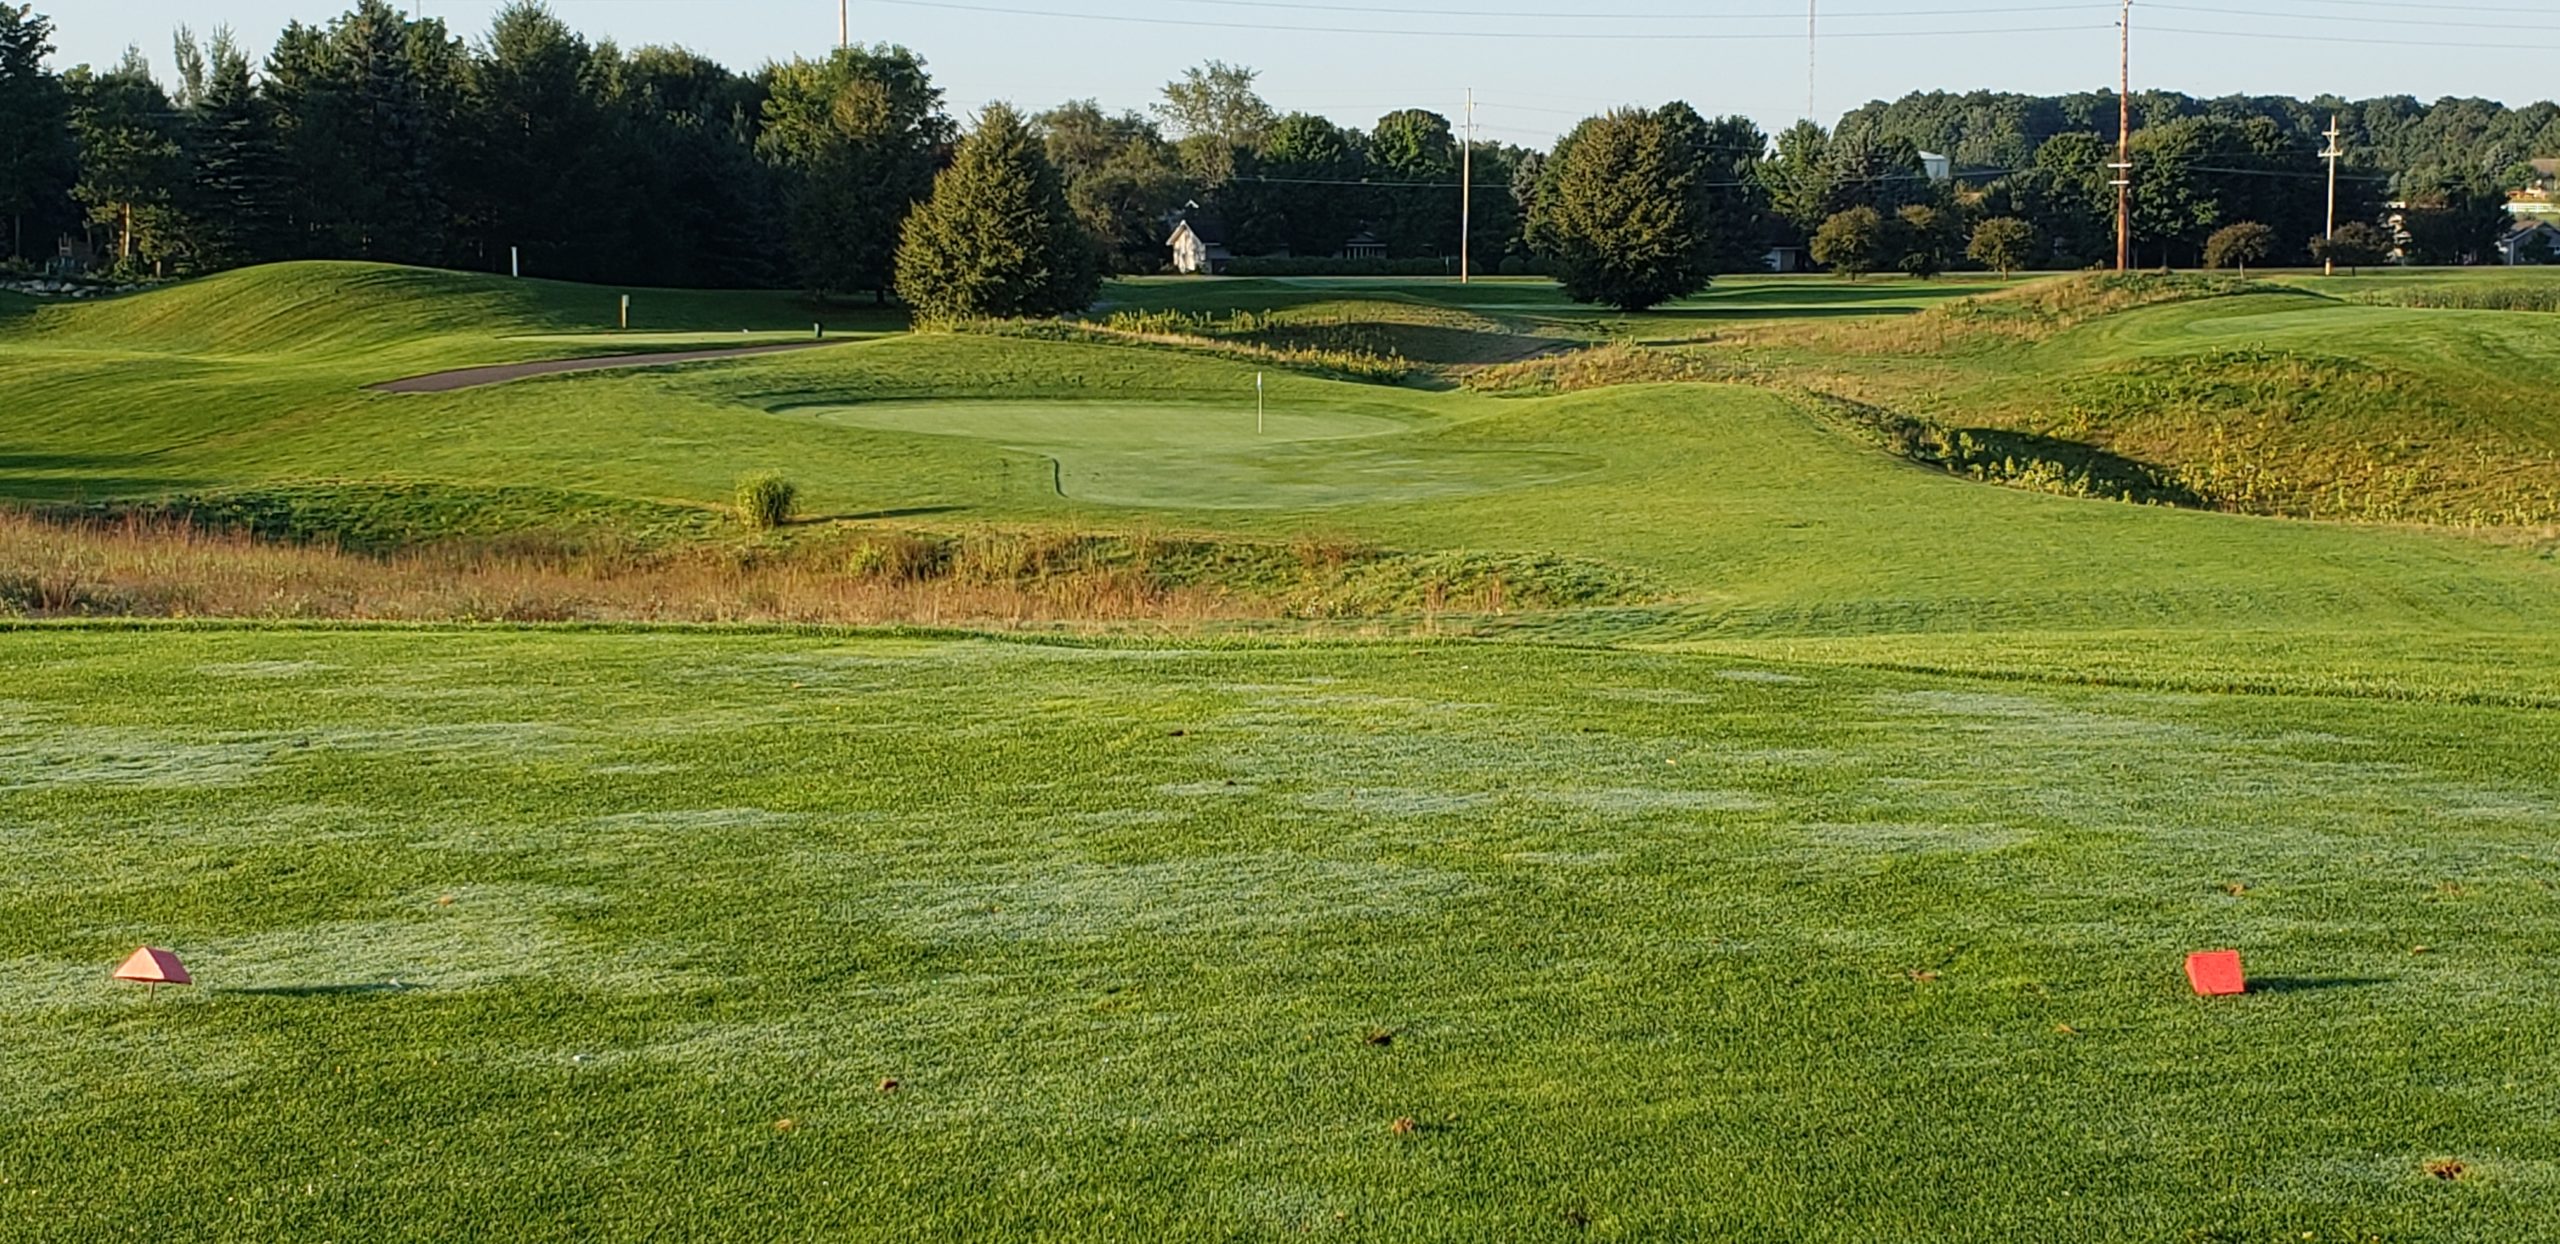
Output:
[{"xmin": 369, "ymin": 338, "xmax": 857, "ymax": 393}]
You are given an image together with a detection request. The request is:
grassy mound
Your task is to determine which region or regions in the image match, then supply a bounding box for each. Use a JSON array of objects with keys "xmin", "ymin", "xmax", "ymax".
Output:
[
  {"xmin": 47, "ymin": 483, "xmax": 726, "ymax": 552},
  {"xmin": 7, "ymin": 261, "xmax": 846, "ymax": 359}
]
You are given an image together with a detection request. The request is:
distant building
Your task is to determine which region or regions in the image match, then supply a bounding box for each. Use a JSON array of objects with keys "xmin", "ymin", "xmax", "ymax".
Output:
[
  {"xmin": 1167, "ymin": 214, "xmax": 1232, "ymax": 275},
  {"xmin": 47, "ymin": 234, "xmax": 95, "ymax": 278},
  {"xmin": 2499, "ymin": 219, "xmax": 2560, "ymax": 266},
  {"xmin": 1338, "ymin": 230, "xmax": 1387, "ymax": 261},
  {"xmin": 1763, "ymin": 245, "xmax": 1807, "ymax": 273},
  {"xmin": 1917, "ymin": 151, "xmax": 1954, "ymax": 183}
]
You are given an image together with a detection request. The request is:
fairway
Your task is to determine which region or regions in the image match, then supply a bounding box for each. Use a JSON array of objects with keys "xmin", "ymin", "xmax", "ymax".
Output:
[
  {"xmin": 7, "ymin": 262, "xmax": 2560, "ymax": 1240},
  {"xmin": 797, "ymin": 398, "xmax": 1599, "ymax": 508},
  {"xmin": 8, "ymin": 629, "xmax": 2560, "ymax": 1239}
]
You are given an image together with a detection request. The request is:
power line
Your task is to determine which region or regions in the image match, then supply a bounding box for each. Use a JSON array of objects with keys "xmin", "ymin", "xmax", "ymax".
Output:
[
  {"xmin": 861, "ymin": 0, "xmax": 2112, "ymax": 41},
  {"xmin": 2149, "ymin": 0, "xmax": 2560, "ymax": 30},
  {"xmin": 2148, "ymin": 21, "xmax": 2560, "ymax": 49},
  {"xmin": 1163, "ymin": 0, "xmax": 2115, "ymax": 21},
  {"xmin": 2219, "ymin": 0, "xmax": 2560, "ymax": 13}
]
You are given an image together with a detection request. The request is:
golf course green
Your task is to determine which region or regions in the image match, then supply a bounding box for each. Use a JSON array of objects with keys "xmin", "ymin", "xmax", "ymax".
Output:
[{"xmin": 4, "ymin": 262, "xmax": 2559, "ymax": 1239}]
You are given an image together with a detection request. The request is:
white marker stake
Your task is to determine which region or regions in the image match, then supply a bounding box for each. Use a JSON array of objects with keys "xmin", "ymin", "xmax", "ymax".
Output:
[
  {"xmin": 510, "ymin": 246, "xmax": 519, "ymax": 278},
  {"xmin": 619, "ymin": 294, "xmax": 629, "ymax": 330},
  {"xmin": 1256, "ymin": 372, "xmax": 1265, "ymax": 435}
]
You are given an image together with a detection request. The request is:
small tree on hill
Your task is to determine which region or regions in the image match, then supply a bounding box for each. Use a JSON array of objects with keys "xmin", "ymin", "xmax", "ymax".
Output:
[
  {"xmin": 1894, "ymin": 204, "xmax": 1960, "ymax": 278},
  {"xmin": 2309, "ymin": 220, "xmax": 2391, "ymax": 275},
  {"xmin": 1810, "ymin": 206, "xmax": 1888, "ymax": 279},
  {"xmin": 1967, "ymin": 216, "xmax": 2037, "ymax": 278},
  {"xmin": 2204, "ymin": 221, "xmax": 2275, "ymax": 274},
  {"xmin": 895, "ymin": 103, "xmax": 1100, "ymax": 322}
]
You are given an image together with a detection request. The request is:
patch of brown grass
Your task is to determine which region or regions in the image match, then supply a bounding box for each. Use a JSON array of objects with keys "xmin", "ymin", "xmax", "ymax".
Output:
[
  {"xmin": 0, "ymin": 510, "xmax": 1262, "ymax": 628},
  {"xmin": 1463, "ymin": 341, "xmax": 1753, "ymax": 396},
  {"xmin": 0, "ymin": 510, "xmax": 1658, "ymax": 628}
]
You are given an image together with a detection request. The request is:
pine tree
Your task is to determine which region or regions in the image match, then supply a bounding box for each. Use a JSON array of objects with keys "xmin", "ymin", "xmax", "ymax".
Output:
[
  {"xmin": 1525, "ymin": 107, "xmax": 1721, "ymax": 311},
  {"xmin": 185, "ymin": 29, "xmax": 283, "ymax": 267},
  {"xmin": 894, "ymin": 103, "xmax": 1099, "ymax": 322},
  {"xmin": 0, "ymin": 4, "xmax": 68, "ymax": 263}
]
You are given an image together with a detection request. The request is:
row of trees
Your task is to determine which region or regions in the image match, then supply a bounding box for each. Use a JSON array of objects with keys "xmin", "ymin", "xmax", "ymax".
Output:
[
  {"xmin": 1, "ymin": 2, "xmax": 2549, "ymax": 311},
  {"xmin": 1838, "ymin": 87, "xmax": 2560, "ymax": 195},
  {"xmin": 0, "ymin": 9, "xmax": 1537, "ymax": 290}
]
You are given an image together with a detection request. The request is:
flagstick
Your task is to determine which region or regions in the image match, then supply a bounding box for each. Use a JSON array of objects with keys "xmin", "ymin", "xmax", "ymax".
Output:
[{"xmin": 1256, "ymin": 372, "xmax": 1265, "ymax": 435}]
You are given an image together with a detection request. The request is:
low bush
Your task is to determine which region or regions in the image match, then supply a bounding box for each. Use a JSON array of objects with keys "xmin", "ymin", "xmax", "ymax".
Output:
[{"xmin": 734, "ymin": 472, "xmax": 798, "ymax": 530}]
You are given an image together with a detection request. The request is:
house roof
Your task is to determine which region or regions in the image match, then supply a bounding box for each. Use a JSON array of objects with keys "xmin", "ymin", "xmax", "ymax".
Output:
[
  {"xmin": 2506, "ymin": 219, "xmax": 2560, "ymax": 240},
  {"xmin": 2531, "ymin": 158, "xmax": 2560, "ymax": 178},
  {"xmin": 1169, "ymin": 212, "xmax": 1230, "ymax": 247}
]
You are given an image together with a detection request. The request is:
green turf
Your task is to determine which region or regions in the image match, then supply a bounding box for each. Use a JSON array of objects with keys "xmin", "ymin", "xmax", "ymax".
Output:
[
  {"xmin": 8, "ymin": 262, "xmax": 2560, "ymax": 1237},
  {"xmin": 796, "ymin": 398, "xmax": 1598, "ymax": 509},
  {"xmin": 6, "ymin": 263, "xmax": 2555, "ymax": 643},
  {"xmin": 6, "ymin": 628, "xmax": 2559, "ymax": 1239}
]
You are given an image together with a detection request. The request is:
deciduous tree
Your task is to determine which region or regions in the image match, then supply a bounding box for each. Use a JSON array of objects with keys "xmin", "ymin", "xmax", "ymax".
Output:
[
  {"xmin": 1527, "ymin": 104, "xmax": 1740, "ymax": 310},
  {"xmin": 2203, "ymin": 220, "xmax": 2274, "ymax": 273},
  {"xmin": 2308, "ymin": 220, "xmax": 2390, "ymax": 274},
  {"xmin": 1810, "ymin": 205, "xmax": 1888, "ymax": 278},
  {"xmin": 758, "ymin": 44, "xmax": 946, "ymax": 298},
  {"xmin": 1967, "ymin": 215, "xmax": 2037, "ymax": 276}
]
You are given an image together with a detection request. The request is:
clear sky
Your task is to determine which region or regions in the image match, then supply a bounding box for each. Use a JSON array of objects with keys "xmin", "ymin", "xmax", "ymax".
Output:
[{"xmin": 47, "ymin": 0, "xmax": 2560, "ymax": 145}]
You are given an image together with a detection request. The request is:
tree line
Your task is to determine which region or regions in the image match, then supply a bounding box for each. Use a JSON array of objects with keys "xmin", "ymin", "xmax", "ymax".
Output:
[{"xmin": 0, "ymin": 2, "xmax": 2550, "ymax": 314}]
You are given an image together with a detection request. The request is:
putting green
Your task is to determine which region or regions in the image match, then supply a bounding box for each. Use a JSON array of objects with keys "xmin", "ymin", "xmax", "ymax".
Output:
[{"xmin": 790, "ymin": 398, "xmax": 1598, "ymax": 509}]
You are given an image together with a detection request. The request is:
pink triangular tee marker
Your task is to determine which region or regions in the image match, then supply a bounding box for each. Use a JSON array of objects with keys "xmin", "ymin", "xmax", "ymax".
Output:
[
  {"xmin": 114, "ymin": 946, "xmax": 193, "ymax": 987},
  {"xmin": 2184, "ymin": 949, "xmax": 2244, "ymax": 997}
]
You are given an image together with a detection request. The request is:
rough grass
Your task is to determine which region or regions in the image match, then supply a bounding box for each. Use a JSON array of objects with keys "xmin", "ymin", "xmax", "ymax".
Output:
[
  {"xmin": 0, "ymin": 508, "xmax": 1656, "ymax": 625},
  {"xmin": 7, "ymin": 629, "xmax": 2560, "ymax": 1239}
]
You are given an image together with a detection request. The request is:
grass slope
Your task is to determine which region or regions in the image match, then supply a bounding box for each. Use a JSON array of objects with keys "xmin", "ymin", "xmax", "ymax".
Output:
[
  {"xmin": 5, "ymin": 263, "xmax": 2557, "ymax": 645},
  {"xmin": 1700, "ymin": 272, "xmax": 2560, "ymax": 525},
  {"xmin": 8, "ymin": 264, "xmax": 2560, "ymax": 1239},
  {"xmin": 6, "ymin": 629, "xmax": 2559, "ymax": 1239}
]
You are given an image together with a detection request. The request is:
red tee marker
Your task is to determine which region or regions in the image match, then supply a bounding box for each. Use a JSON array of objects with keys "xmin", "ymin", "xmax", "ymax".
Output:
[
  {"xmin": 114, "ymin": 946, "xmax": 193, "ymax": 991},
  {"xmin": 2185, "ymin": 949, "xmax": 2245, "ymax": 997}
]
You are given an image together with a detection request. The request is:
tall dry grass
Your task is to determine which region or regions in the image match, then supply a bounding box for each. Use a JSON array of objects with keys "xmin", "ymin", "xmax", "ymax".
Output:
[{"xmin": 0, "ymin": 510, "xmax": 1265, "ymax": 627}]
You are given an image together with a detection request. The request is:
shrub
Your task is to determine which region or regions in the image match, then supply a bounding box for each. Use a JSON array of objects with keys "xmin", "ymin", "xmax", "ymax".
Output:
[{"xmin": 734, "ymin": 472, "xmax": 798, "ymax": 530}]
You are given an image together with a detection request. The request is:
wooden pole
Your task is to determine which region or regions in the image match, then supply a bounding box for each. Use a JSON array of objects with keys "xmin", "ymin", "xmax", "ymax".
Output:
[
  {"xmin": 2115, "ymin": 0, "xmax": 2132, "ymax": 272},
  {"xmin": 1460, "ymin": 89, "xmax": 1473, "ymax": 284},
  {"xmin": 2322, "ymin": 114, "xmax": 2342, "ymax": 275}
]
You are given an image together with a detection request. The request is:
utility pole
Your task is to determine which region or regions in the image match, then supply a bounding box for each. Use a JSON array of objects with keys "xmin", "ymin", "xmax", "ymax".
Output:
[
  {"xmin": 838, "ymin": 0, "xmax": 848, "ymax": 49},
  {"xmin": 1460, "ymin": 88, "xmax": 1474, "ymax": 284},
  {"xmin": 2111, "ymin": 0, "xmax": 2133, "ymax": 271},
  {"xmin": 1807, "ymin": 1, "xmax": 1817, "ymax": 120},
  {"xmin": 2321, "ymin": 114, "xmax": 2344, "ymax": 275}
]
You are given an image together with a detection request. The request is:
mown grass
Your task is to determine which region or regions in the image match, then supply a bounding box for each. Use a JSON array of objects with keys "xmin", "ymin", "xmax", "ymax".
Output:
[
  {"xmin": 9, "ymin": 262, "xmax": 2558, "ymax": 645},
  {"xmin": 6, "ymin": 629, "xmax": 2560, "ymax": 1239},
  {"xmin": 8, "ymin": 262, "xmax": 2560, "ymax": 1239}
]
